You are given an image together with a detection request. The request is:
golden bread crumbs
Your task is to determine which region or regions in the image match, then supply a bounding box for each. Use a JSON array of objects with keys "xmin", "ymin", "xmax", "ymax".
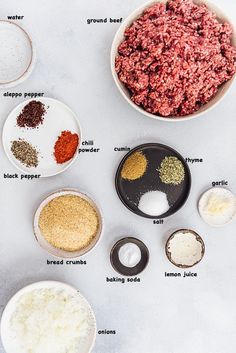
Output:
[{"xmin": 39, "ymin": 194, "xmax": 99, "ymax": 252}]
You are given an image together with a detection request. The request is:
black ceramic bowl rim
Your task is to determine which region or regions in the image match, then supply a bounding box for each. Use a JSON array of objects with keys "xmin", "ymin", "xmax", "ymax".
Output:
[
  {"xmin": 115, "ymin": 143, "xmax": 192, "ymax": 219},
  {"xmin": 110, "ymin": 237, "xmax": 150, "ymax": 276},
  {"xmin": 165, "ymin": 229, "xmax": 205, "ymax": 269}
]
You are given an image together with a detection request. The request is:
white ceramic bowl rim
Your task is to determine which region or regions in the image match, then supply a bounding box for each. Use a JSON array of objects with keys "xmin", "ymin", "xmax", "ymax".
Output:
[
  {"xmin": 198, "ymin": 186, "xmax": 236, "ymax": 227},
  {"xmin": 0, "ymin": 20, "xmax": 36, "ymax": 88}
]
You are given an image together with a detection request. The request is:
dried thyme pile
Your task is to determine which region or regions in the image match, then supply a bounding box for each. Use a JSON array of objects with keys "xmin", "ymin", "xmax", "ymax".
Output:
[
  {"xmin": 158, "ymin": 156, "xmax": 185, "ymax": 185},
  {"xmin": 11, "ymin": 139, "xmax": 39, "ymax": 167}
]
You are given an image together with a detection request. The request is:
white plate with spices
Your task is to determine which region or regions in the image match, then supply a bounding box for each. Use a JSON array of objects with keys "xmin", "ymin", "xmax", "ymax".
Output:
[
  {"xmin": 0, "ymin": 21, "xmax": 36, "ymax": 88},
  {"xmin": 1, "ymin": 281, "xmax": 97, "ymax": 353},
  {"xmin": 2, "ymin": 97, "xmax": 82, "ymax": 177}
]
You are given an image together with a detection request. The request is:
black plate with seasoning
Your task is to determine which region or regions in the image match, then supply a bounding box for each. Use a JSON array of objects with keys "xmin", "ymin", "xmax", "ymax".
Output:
[
  {"xmin": 115, "ymin": 143, "xmax": 191, "ymax": 219},
  {"xmin": 110, "ymin": 237, "xmax": 149, "ymax": 276}
]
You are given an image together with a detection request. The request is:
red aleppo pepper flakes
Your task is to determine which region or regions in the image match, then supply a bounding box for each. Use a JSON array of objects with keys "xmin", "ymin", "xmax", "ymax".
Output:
[
  {"xmin": 17, "ymin": 100, "xmax": 46, "ymax": 128},
  {"xmin": 54, "ymin": 131, "xmax": 79, "ymax": 164}
]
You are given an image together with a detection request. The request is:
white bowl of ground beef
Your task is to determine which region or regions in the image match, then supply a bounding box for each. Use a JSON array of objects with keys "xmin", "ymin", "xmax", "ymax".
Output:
[{"xmin": 111, "ymin": 0, "xmax": 236, "ymax": 121}]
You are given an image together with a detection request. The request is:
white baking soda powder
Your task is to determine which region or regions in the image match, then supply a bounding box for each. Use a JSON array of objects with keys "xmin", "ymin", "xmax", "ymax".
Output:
[{"xmin": 119, "ymin": 243, "xmax": 142, "ymax": 267}]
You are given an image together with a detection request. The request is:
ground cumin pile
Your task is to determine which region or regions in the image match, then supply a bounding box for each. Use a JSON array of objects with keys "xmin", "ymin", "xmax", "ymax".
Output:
[
  {"xmin": 39, "ymin": 194, "xmax": 99, "ymax": 252},
  {"xmin": 121, "ymin": 152, "xmax": 147, "ymax": 180}
]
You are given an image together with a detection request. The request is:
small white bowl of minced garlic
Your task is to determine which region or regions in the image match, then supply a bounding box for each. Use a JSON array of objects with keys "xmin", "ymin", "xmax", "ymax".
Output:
[{"xmin": 198, "ymin": 187, "xmax": 236, "ymax": 227}]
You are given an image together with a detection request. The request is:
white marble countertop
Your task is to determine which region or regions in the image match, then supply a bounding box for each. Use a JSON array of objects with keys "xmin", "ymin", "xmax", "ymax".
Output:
[{"xmin": 0, "ymin": 1, "xmax": 236, "ymax": 352}]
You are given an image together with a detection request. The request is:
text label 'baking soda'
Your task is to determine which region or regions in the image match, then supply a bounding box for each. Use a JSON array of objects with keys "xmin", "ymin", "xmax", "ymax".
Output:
[{"xmin": 106, "ymin": 277, "xmax": 141, "ymax": 283}]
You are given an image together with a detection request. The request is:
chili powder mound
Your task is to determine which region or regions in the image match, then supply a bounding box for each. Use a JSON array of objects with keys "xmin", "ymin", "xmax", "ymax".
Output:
[
  {"xmin": 54, "ymin": 131, "xmax": 79, "ymax": 164},
  {"xmin": 17, "ymin": 100, "xmax": 46, "ymax": 128}
]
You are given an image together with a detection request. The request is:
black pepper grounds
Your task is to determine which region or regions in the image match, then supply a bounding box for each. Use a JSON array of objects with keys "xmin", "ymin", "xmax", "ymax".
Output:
[
  {"xmin": 16, "ymin": 100, "xmax": 46, "ymax": 128},
  {"xmin": 11, "ymin": 139, "xmax": 39, "ymax": 167}
]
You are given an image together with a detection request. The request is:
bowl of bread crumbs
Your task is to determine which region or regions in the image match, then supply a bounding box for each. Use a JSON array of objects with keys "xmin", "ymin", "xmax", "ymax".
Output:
[{"xmin": 34, "ymin": 189, "xmax": 103, "ymax": 258}]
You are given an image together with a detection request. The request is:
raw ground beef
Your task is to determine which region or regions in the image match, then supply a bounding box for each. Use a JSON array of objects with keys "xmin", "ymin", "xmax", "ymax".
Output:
[{"xmin": 115, "ymin": 0, "xmax": 236, "ymax": 117}]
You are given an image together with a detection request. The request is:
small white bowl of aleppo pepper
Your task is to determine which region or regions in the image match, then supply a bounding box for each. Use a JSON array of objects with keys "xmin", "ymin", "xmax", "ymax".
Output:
[{"xmin": 111, "ymin": 0, "xmax": 236, "ymax": 121}]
